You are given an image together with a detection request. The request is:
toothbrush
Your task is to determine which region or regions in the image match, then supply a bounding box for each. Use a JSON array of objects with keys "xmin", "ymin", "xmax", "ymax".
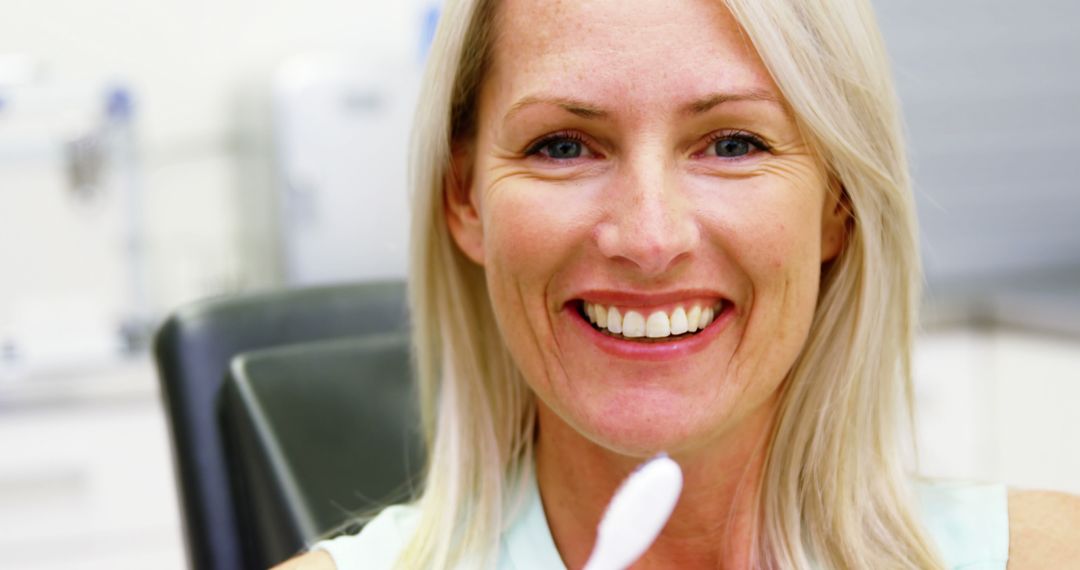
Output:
[{"xmin": 582, "ymin": 454, "xmax": 684, "ymax": 570}]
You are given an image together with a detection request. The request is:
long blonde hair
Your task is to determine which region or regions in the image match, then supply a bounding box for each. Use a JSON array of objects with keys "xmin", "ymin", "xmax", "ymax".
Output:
[{"xmin": 401, "ymin": 0, "xmax": 944, "ymax": 567}]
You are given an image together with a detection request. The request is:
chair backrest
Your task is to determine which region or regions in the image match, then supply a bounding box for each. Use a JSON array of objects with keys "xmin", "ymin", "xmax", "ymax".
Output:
[
  {"xmin": 153, "ymin": 281, "xmax": 409, "ymax": 570},
  {"xmin": 221, "ymin": 333, "xmax": 424, "ymax": 568}
]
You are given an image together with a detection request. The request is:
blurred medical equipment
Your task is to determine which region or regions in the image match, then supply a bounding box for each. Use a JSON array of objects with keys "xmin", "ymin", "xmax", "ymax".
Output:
[
  {"xmin": 272, "ymin": 53, "xmax": 421, "ymax": 285},
  {"xmin": 0, "ymin": 63, "xmax": 149, "ymax": 380},
  {"xmin": 269, "ymin": 0, "xmax": 441, "ymax": 286}
]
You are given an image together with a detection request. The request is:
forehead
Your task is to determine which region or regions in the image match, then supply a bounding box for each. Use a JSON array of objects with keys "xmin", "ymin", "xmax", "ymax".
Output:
[{"xmin": 489, "ymin": 0, "xmax": 780, "ymax": 115}]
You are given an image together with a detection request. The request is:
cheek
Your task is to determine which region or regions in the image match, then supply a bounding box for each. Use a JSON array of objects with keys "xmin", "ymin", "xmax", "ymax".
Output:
[
  {"xmin": 738, "ymin": 216, "xmax": 820, "ymax": 283},
  {"xmin": 479, "ymin": 182, "xmax": 598, "ymax": 374},
  {"xmin": 696, "ymin": 184, "xmax": 821, "ymax": 284},
  {"xmin": 486, "ymin": 199, "xmax": 557, "ymax": 269},
  {"xmin": 738, "ymin": 216, "xmax": 822, "ymax": 338},
  {"xmin": 693, "ymin": 176, "xmax": 826, "ymax": 379},
  {"xmin": 481, "ymin": 183, "xmax": 598, "ymax": 284}
]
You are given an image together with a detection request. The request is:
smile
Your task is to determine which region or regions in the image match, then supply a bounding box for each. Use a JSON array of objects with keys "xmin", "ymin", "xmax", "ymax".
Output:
[{"xmin": 578, "ymin": 300, "xmax": 727, "ymax": 343}]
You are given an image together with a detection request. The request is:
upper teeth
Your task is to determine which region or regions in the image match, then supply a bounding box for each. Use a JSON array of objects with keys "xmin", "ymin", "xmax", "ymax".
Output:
[{"xmin": 583, "ymin": 301, "xmax": 719, "ymax": 339}]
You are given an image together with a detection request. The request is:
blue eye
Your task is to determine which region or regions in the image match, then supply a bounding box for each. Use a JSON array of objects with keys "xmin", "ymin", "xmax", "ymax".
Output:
[
  {"xmin": 713, "ymin": 138, "xmax": 752, "ymax": 157},
  {"xmin": 705, "ymin": 132, "xmax": 770, "ymax": 159},
  {"xmin": 546, "ymin": 139, "xmax": 583, "ymax": 159},
  {"xmin": 527, "ymin": 135, "xmax": 586, "ymax": 160}
]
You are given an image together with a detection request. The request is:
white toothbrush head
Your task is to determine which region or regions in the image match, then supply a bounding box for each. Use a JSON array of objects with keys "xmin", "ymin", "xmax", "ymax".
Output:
[{"xmin": 582, "ymin": 454, "xmax": 684, "ymax": 570}]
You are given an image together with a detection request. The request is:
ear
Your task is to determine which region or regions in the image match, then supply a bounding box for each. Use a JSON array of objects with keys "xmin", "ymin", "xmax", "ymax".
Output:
[
  {"xmin": 820, "ymin": 177, "xmax": 851, "ymax": 263},
  {"xmin": 444, "ymin": 143, "xmax": 486, "ymax": 265}
]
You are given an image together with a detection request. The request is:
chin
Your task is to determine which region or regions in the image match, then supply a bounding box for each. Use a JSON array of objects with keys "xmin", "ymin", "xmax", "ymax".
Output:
[{"xmin": 568, "ymin": 391, "xmax": 721, "ymax": 458}]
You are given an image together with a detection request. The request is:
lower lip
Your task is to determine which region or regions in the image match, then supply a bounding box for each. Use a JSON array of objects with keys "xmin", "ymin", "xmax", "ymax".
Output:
[{"xmin": 566, "ymin": 303, "xmax": 734, "ymax": 362}]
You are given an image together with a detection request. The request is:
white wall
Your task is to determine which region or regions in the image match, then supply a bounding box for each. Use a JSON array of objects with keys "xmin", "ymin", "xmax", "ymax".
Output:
[
  {"xmin": 1, "ymin": 1, "xmax": 427, "ymax": 364},
  {"xmin": 915, "ymin": 328, "xmax": 1080, "ymax": 495},
  {"xmin": 1, "ymin": 0, "xmax": 421, "ymax": 146},
  {"xmin": 874, "ymin": 0, "xmax": 1080, "ymax": 282}
]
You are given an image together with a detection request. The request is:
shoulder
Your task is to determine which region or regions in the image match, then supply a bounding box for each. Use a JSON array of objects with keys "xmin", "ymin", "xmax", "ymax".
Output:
[
  {"xmin": 271, "ymin": 549, "xmax": 335, "ymax": 570},
  {"xmin": 913, "ymin": 479, "xmax": 1009, "ymax": 568},
  {"xmin": 1007, "ymin": 488, "xmax": 1080, "ymax": 569},
  {"xmin": 275, "ymin": 505, "xmax": 422, "ymax": 570}
]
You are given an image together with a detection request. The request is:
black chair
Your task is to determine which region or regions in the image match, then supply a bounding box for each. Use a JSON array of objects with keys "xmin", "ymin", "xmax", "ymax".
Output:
[
  {"xmin": 153, "ymin": 281, "xmax": 410, "ymax": 570},
  {"xmin": 221, "ymin": 333, "xmax": 424, "ymax": 568}
]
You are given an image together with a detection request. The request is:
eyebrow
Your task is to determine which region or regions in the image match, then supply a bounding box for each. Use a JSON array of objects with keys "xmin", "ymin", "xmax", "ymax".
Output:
[
  {"xmin": 679, "ymin": 90, "xmax": 782, "ymax": 115},
  {"xmin": 504, "ymin": 90, "xmax": 783, "ymax": 122},
  {"xmin": 505, "ymin": 95, "xmax": 609, "ymax": 120}
]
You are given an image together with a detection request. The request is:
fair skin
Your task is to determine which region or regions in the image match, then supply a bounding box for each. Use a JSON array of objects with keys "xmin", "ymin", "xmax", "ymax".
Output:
[
  {"xmin": 274, "ymin": 0, "xmax": 1080, "ymax": 568},
  {"xmin": 451, "ymin": 0, "xmax": 841, "ymax": 567}
]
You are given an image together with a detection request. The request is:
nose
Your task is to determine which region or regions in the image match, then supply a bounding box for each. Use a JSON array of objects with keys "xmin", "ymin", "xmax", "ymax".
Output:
[{"xmin": 595, "ymin": 159, "xmax": 700, "ymax": 276}]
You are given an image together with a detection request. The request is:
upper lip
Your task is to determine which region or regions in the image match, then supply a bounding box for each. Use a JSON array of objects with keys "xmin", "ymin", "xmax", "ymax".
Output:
[{"xmin": 566, "ymin": 288, "xmax": 730, "ymax": 309}]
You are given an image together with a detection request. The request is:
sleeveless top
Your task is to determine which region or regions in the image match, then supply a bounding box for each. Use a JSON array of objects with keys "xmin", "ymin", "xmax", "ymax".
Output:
[{"xmin": 308, "ymin": 475, "xmax": 1009, "ymax": 569}]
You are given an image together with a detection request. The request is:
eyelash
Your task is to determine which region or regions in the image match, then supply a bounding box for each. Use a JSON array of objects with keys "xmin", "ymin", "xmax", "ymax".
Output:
[
  {"xmin": 522, "ymin": 129, "xmax": 772, "ymax": 160},
  {"xmin": 524, "ymin": 130, "xmax": 591, "ymax": 158},
  {"xmin": 701, "ymin": 130, "xmax": 772, "ymax": 157}
]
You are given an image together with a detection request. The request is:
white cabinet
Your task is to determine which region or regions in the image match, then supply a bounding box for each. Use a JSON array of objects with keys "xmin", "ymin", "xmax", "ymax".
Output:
[
  {"xmin": 0, "ymin": 361, "xmax": 185, "ymax": 570},
  {"xmin": 914, "ymin": 329, "xmax": 1080, "ymax": 494}
]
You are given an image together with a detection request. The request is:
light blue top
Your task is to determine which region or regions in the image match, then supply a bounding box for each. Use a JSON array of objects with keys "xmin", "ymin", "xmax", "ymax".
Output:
[{"xmin": 309, "ymin": 474, "xmax": 1009, "ymax": 569}]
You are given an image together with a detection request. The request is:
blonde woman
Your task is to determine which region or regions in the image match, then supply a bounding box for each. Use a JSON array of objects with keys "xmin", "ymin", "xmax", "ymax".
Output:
[{"xmin": 277, "ymin": 0, "xmax": 1080, "ymax": 567}]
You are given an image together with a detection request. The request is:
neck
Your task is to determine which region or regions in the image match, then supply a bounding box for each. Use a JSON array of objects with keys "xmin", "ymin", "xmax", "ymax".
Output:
[{"xmin": 535, "ymin": 395, "xmax": 778, "ymax": 570}]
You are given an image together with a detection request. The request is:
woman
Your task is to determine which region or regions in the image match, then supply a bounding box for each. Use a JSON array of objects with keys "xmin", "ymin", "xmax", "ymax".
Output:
[{"xmin": 279, "ymin": 0, "xmax": 1080, "ymax": 567}]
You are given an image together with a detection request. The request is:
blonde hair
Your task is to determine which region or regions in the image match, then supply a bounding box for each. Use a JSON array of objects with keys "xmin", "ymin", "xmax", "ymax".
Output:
[{"xmin": 401, "ymin": 0, "xmax": 944, "ymax": 567}]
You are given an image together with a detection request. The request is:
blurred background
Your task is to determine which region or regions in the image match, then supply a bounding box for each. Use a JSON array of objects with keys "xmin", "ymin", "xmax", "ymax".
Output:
[{"xmin": 0, "ymin": 0, "xmax": 1077, "ymax": 568}]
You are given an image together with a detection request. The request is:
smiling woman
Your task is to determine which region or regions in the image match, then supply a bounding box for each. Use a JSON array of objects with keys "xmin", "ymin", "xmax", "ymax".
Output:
[
  {"xmin": 272, "ymin": 0, "xmax": 1080, "ymax": 568},
  {"xmin": 451, "ymin": 20, "xmax": 845, "ymax": 485}
]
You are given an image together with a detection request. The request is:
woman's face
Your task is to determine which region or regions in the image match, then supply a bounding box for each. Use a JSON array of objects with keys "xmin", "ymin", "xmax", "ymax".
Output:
[{"xmin": 447, "ymin": 0, "xmax": 847, "ymax": 456}]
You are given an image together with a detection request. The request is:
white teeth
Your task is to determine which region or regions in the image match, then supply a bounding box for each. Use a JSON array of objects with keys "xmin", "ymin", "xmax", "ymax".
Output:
[
  {"xmin": 595, "ymin": 305, "xmax": 608, "ymax": 328},
  {"xmin": 700, "ymin": 307, "xmax": 714, "ymax": 329},
  {"xmin": 582, "ymin": 301, "xmax": 722, "ymax": 340},
  {"xmin": 669, "ymin": 307, "xmax": 688, "ymax": 335},
  {"xmin": 686, "ymin": 305, "xmax": 702, "ymax": 332},
  {"xmin": 622, "ymin": 311, "xmax": 646, "ymax": 338},
  {"xmin": 645, "ymin": 311, "xmax": 671, "ymax": 338},
  {"xmin": 607, "ymin": 307, "xmax": 623, "ymax": 334}
]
